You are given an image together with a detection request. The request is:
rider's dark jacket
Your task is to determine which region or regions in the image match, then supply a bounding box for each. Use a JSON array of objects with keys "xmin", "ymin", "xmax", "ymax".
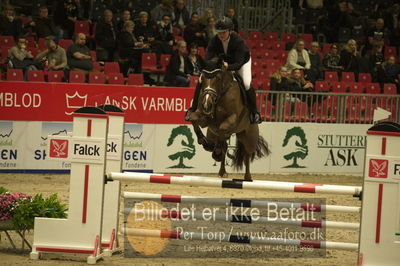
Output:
[{"xmin": 205, "ymin": 32, "xmax": 250, "ymax": 71}]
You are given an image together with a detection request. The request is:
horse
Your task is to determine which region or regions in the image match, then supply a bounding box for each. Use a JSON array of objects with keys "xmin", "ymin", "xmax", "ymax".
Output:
[{"xmin": 188, "ymin": 61, "xmax": 270, "ymax": 180}]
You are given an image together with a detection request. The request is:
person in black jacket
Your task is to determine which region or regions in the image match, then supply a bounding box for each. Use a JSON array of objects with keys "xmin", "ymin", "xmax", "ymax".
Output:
[
  {"xmin": 185, "ymin": 17, "xmax": 261, "ymax": 123},
  {"xmin": 95, "ymin": 9, "xmax": 117, "ymax": 61},
  {"xmin": 31, "ymin": 6, "xmax": 61, "ymax": 39},
  {"xmin": 164, "ymin": 40, "xmax": 191, "ymax": 87}
]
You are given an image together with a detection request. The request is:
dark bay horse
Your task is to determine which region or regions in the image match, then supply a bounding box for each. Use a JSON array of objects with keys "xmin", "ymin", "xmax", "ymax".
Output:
[{"xmin": 188, "ymin": 63, "xmax": 270, "ymax": 180}]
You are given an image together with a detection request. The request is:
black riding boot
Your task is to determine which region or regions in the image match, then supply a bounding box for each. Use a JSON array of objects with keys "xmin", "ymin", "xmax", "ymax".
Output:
[
  {"xmin": 184, "ymin": 82, "xmax": 201, "ymax": 121},
  {"xmin": 246, "ymin": 87, "xmax": 262, "ymax": 124}
]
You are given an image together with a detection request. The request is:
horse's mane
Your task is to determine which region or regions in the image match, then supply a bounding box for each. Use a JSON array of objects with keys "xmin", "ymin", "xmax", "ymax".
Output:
[{"xmin": 202, "ymin": 57, "xmax": 223, "ymax": 79}]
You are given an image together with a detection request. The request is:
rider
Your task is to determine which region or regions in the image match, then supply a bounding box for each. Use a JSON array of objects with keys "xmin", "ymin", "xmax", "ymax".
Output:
[{"xmin": 184, "ymin": 16, "xmax": 261, "ymax": 124}]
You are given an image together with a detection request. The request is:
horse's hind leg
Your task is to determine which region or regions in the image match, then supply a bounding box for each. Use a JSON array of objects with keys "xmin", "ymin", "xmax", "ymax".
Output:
[{"xmin": 244, "ymin": 154, "xmax": 252, "ymax": 180}]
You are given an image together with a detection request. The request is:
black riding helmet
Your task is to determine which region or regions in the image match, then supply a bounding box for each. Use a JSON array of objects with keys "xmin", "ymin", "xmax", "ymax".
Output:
[{"xmin": 215, "ymin": 16, "xmax": 233, "ymax": 32}]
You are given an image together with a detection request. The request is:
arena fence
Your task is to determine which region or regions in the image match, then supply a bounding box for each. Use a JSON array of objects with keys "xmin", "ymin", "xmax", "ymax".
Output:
[{"xmin": 257, "ymin": 90, "xmax": 400, "ymax": 124}]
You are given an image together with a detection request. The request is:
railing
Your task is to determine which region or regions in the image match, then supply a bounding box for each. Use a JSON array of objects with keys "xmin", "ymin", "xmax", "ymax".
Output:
[{"xmin": 257, "ymin": 91, "xmax": 400, "ymax": 124}]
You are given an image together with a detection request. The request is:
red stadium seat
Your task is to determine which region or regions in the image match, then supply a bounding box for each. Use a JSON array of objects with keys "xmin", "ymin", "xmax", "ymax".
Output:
[
  {"xmin": 341, "ymin": 72, "xmax": 355, "ymax": 82},
  {"xmin": 27, "ymin": 70, "xmax": 45, "ymax": 82},
  {"xmin": 264, "ymin": 32, "xmax": 278, "ymax": 42},
  {"xmin": 255, "ymin": 40, "xmax": 269, "ymax": 50},
  {"xmin": 383, "ymin": 83, "xmax": 397, "ymax": 94},
  {"xmin": 107, "ymin": 73, "xmax": 125, "ymax": 84},
  {"xmin": 384, "ymin": 46, "xmax": 397, "ymax": 58},
  {"xmin": 59, "ymin": 39, "xmax": 73, "ymax": 50},
  {"xmin": 141, "ymin": 53, "xmax": 158, "ymax": 72},
  {"xmin": 48, "ymin": 71, "xmax": 64, "ymax": 82},
  {"xmin": 104, "ymin": 62, "xmax": 120, "ymax": 74},
  {"xmin": 245, "ymin": 40, "xmax": 257, "ymax": 50},
  {"xmin": 299, "ymin": 33, "xmax": 312, "ymax": 48},
  {"xmin": 238, "ymin": 30, "xmax": 247, "ymax": 39},
  {"xmin": 348, "ymin": 82, "xmax": 365, "ymax": 93},
  {"xmin": 25, "ymin": 36, "xmax": 36, "ymax": 48},
  {"xmin": 365, "ymin": 83, "xmax": 381, "ymax": 94},
  {"xmin": 89, "ymin": 72, "xmax": 105, "ymax": 84},
  {"xmin": 127, "ymin": 73, "xmax": 144, "ymax": 86},
  {"xmin": 358, "ymin": 73, "xmax": 372, "ymax": 84},
  {"xmin": 314, "ymin": 81, "xmax": 330, "ymax": 92},
  {"xmin": 248, "ymin": 31, "xmax": 263, "ymax": 40},
  {"xmin": 269, "ymin": 40, "xmax": 285, "ymax": 50},
  {"xmin": 325, "ymin": 71, "xmax": 339, "ymax": 82},
  {"xmin": 331, "ymin": 81, "xmax": 346, "ymax": 93},
  {"xmin": 69, "ymin": 71, "xmax": 86, "ymax": 83},
  {"xmin": 281, "ymin": 33, "xmax": 296, "ymax": 44},
  {"xmin": 74, "ymin": 20, "xmax": 90, "ymax": 35},
  {"xmin": 6, "ymin": 69, "xmax": 23, "ymax": 81},
  {"xmin": 322, "ymin": 43, "xmax": 332, "ymax": 54},
  {"xmin": 0, "ymin": 36, "xmax": 15, "ymax": 47},
  {"xmin": 189, "ymin": 76, "xmax": 200, "ymax": 87}
]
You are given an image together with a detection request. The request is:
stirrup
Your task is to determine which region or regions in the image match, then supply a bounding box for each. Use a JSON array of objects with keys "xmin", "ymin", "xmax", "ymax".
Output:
[{"xmin": 251, "ymin": 112, "xmax": 262, "ymax": 124}]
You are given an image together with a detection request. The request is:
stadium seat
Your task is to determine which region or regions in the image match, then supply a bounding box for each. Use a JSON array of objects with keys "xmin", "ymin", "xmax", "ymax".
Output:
[
  {"xmin": 260, "ymin": 50, "xmax": 275, "ymax": 60},
  {"xmin": 127, "ymin": 73, "xmax": 144, "ymax": 86},
  {"xmin": 248, "ymin": 31, "xmax": 263, "ymax": 40},
  {"xmin": 275, "ymin": 50, "xmax": 289, "ymax": 64},
  {"xmin": 269, "ymin": 40, "xmax": 285, "ymax": 50},
  {"xmin": 47, "ymin": 71, "xmax": 64, "ymax": 82},
  {"xmin": 264, "ymin": 32, "xmax": 278, "ymax": 42},
  {"xmin": 383, "ymin": 83, "xmax": 397, "ymax": 94},
  {"xmin": 0, "ymin": 36, "xmax": 15, "ymax": 47},
  {"xmin": 245, "ymin": 39, "xmax": 257, "ymax": 50},
  {"xmin": 189, "ymin": 76, "xmax": 200, "ymax": 88},
  {"xmin": 281, "ymin": 33, "xmax": 296, "ymax": 44},
  {"xmin": 358, "ymin": 73, "xmax": 372, "ymax": 84},
  {"xmin": 141, "ymin": 53, "xmax": 158, "ymax": 72},
  {"xmin": 322, "ymin": 43, "xmax": 332, "ymax": 54},
  {"xmin": 256, "ymin": 40, "xmax": 269, "ymax": 50},
  {"xmin": 315, "ymin": 81, "xmax": 330, "ymax": 92},
  {"xmin": 299, "ymin": 33, "xmax": 312, "ymax": 48},
  {"xmin": 325, "ymin": 71, "xmax": 339, "ymax": 82},
  {"xmin": 25, "ymin": 36, "xmax": 36, "ymax": 48},
  {"xmin": 59, "ymin": 39, "xmax": 73, "ymax": 50},
  {"xmin": 238, "ymin": 30, "xmax": 247, "ymax": 39},
  {"xmin": 265, "ymin": 60, "xmax": 280, "ymax": 72},
  {"xmin": 347, "ymin": 82, "xmax": 365, "ymax": 93},
  {"xmin": 69, "ymin": 71, "xmax": 86, "ymax": 83},
  {"xmin": 74, "ymin": 20, "xmax": 91, "ymax": 35},
  {"xmin": 6, "ymin": 69, "xmax": 23, "ymax": 81},
  {"xmin": 27, "ymin": 70, "xmax": 45, "ymax": 82},
  {"xmin": 365, "ymin": 83, "xmax": 381, "ymax": 94},
  {"xmin": 384, "ymin": 46, "xmax": 397, "ymax": 58},
  {"xmin": 331, "ymin": 81, "xmax": 346, "ymax": 93},
  {"xmin": 89, "ymin": 72, "xmax": 105, "ymax": 84},
  {"xmin": 107, "ymin": 73, "xmax": 125, "ymax": 84},
  {"xmin": 341, "ymin": 72, "xmax": 355, "ymax": 82},
  {"xmin": 104, "ymin": 62, "xmax": 120, "ymax": 74}
]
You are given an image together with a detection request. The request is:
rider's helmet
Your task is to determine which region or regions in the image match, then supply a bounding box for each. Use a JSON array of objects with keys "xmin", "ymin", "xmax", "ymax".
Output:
[{"xmin": 215, "ymin": 16, "xmax": 233, "ymax": 32}]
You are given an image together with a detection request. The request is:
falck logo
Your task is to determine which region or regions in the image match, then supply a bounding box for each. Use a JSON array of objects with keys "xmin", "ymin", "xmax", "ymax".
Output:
[
  {"xmin": 65, "ymin": 91, "xmax": 88, "ymax": 115},
  {"xmin": 368, "ymin": 159, "xmax": 388, "ymax": 178},
  {"xmin": 49, "ymin": 139, "xmax": 69, "ymax": 158}
]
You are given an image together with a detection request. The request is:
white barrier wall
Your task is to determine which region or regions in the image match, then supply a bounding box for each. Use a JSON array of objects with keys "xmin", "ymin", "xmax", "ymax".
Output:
[{"xmin": 0, "ymin": 121, "xmax": 371, "ymax": 174}]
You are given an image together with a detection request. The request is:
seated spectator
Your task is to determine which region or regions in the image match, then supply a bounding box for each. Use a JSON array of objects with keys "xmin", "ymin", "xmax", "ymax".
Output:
[
  {"xmin": 154, "ymin": 15, "xmax": 174, "ymax": 56},
  {"xmin": 366, "ymin": 43, "xmax": 384, "ymax": 81},
  {"xmin": 118, "ymin": 20, "xmax": 148, "ymax": 74},
  {"xmin": 164, "ymin": 40, "xmax": 191, "ymax": 87},
  {"xmin": 204, "ymin": 17, "xmax": 217, "ymax": 43},
  {"xmin": 173, "ymin": 0, "xmax": 190, "ymax": 33},
  {"xmin": 8, "ymin": 36, "xmax": 42, "ymax": 80},
  {"xmin": 339, "ymin": 39, "xmax": 360, "ymax": 75},
  {"xmin": 117, "ymin": 9, "xmax": 132, "ymax": 34},
  {"xmin": 322, "ymin": 44, "xmax": 343, "ymax": 72},
  {"xmin": 286, "ymin": 39, "xmax": 311, "ymax": 71},
  {"xmin": 226, "ymin": 7, "xmax": 239, "ymax": 32},
  {"xmin": 377, "ymin": 55, "xmax": 400, "ymax": 92},
  {"xmin": 0, "ymin": 5, "xmax": 26, "ymax": 38},
  {"xmin": 287, "ymin": 68, "xmax": 314, "ymax": 104},
  {"xmin": 67, "ymin": 33, "xmax": 95, "ymax": 74},
  {"xmin": 187, "ymin": 43, "xmax": 204, "ymax": 76},
  {"xmin": 134, "ymin": 11, "xmax": 156, "ymax": 45},
  {"xmin": 365, "ymin": 18, "xmax": 388, "ymax": 55},
  {"xmin": 184, "ymin": 12, "xmax": 206, "ymax": 47},
  {"xmin": 199, "ymin": 8, "xmax": 217, "ymax": 28},
  {"xmin": 270, "ymin": 66, "xmax": 290, "ymax": 91},
  {"xmin": 54, "ymin": 0, "xmax": 80, "ymax": 39},
  {"xmin": 36, "ymin": 37, "xmax": 68, "ymax": 77},
  {"xmin": 31, "ymin": 6, "xmax": 61, "ymax": 40},
  {"xmin": 150, "ymin": 0, "xmax": 175, "ymax": 24},
  {"xmin": 95, "ymin": 9, "xmax": 117, "ymax": 62},
  {"xmin": 307, "ymin": 41, "xmax": 323, "ymax": 82}
]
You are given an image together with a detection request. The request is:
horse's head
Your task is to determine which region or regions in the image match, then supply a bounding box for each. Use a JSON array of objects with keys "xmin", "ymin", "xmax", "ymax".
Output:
[{"xmin": 199, "ymin": 58, "xmax": 233, "ymax": 116}]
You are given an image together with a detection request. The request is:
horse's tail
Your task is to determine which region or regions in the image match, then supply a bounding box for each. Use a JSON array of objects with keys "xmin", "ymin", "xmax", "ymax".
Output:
[{"xmin": 232, "ymin": 136, "xmax": 270, "ymax": 170}]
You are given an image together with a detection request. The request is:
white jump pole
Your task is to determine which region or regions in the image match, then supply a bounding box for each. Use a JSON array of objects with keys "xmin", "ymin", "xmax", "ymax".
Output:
[
  {"xmin": 123, "ymin": 228, "xmax": 359, "ymax": 251},
  {"xmin": 124, "ymin": 208, "xmax": 360, "ymax": 230},
  {"xmin": 358, "ymin": 121, "xmax": 400, "ymax": 265},
  {"xmin": 108, "ymin": 172, "xmax": 362, "ymax": 196},
  {"xmin": 123, "ymin": 191, "xmax": 361, "ymax": 213},
  {"xmin": 30, "ymin": 107, "xmax": 109, "ymax": 264},
  {"xmin": 99, "ymin": 105, "xmax": 125, "ymax": 256}
]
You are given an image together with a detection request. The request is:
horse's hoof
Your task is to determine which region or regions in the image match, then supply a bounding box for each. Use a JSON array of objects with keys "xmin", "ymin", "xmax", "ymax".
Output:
[
  {"xmin": 244, "ymin": 174, "xmax": 252, "ymax": 181},
  {"xmin": 212, "ymin": 151, "xmax": 223, "ymax": 162},
  {"xmin": 219, "ymin": 172, "xmax": 228, "ymax": 178}
]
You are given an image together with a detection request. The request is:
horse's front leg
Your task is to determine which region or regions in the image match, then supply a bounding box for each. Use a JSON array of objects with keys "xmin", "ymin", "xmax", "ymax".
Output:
[
  {"xmin": 192, "ymin": 122, "xmax": 214, "ymax": 152},
  {"xmin": 244, "ymin": 154, "xmax": 252, "ymax": 180},
  {"xmin": 218, "ymin": 153, "xmax": 227, "ymax": 178}
]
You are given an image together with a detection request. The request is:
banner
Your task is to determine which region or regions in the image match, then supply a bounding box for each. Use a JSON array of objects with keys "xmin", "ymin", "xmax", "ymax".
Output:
[{"xmin": 0, "ymin": 82, "xmax": 193, "ymax": 124}]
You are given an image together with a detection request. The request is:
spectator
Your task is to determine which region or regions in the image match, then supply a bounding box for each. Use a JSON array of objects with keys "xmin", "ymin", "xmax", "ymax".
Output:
[
  {"xmin": 54, "ymin": 0, "xmax": 80, "ymax": 39},
  {"xmin": 187, "ymin": 42, "xmax": 204, "ymax": 76},
  {"xmin": 0, "ymin": 5, "xmax": 26, "ymax": 38},
  {"xmin": 365, "ymin": 18, "xmax": 388, "ymax": 55},
  {"xmin": 307, "ymin": 41, "xmax": 323, "ymax": 82},
  {"xmin": 95, "ymin": 9, "xmax": 117, "ymax": 61},
  {"xmin": 36, "ymin": 37, "xmax": 68, "ymax": 73},
  {"xmin": 204, "ymin": 17, "xmax": 217, "ymax": 43},
  {"xmin": 154, "ymin": 15, "xmax": 174, "ymax": 55},
  {"xmin": 173, "ymin": 0, "xmax": 190, "ymax": 32},
  {"xmin": 31, "ymin": 6, "xmax": 62, "ymax": 40},
  {"xmin": 226, "ymin": 7, "xmax": 239, "ymax": 32},
  {"xmin": 339, "ymin": 39, "xmax": 360, "ymax": 75},
  {"xmin": 116, "ymin": 9, "xmax": 132, "ymax": 34},
  {"xmin": 8, "ymin": 36, "xmax": 42, "ymax": 80},
  {"xmin": 67, "ymin": 33, "xmax": 95, "ymax": 74},
  {"xmin": 323, "ymin": 0, "xmax": 353, "ymax": 43},
  {"xmin": 118, "ymin": 20, "xmax": 147, "ymax": 74},
  {"xmin": 199, "ymin": 8, "xmax": 217, "ymax": 27},
  {"xmin": 367, "ymin": 43, "xmax": 384, "ymax": 82},
  {"xmin": 322, "ymin": 43, "xmax": 343, "ymax": 72},
  {"xmin": 183, "ymin": 12, "xmax": 206, "ymax": 47},
  {"xmin": 134, "ymin": 11, "xmax": 156, "ymax": 45},
  {"xmin": 377, "ymin": 55, "xmax": 400, "ymax": 93},
  {"xmin": 287, "ymin": 68, "xmax": 314, "ymax": 104},
  {"xmin": 150, "ymin": 0, "xmax": 174, "ymax": 24},
  {"xmin": 269, "ymin": 66, "xmax": 290, "ymax": 105},
  {"xmin": 286, "ymin": 39, "xmax": 311, "ymax": 71},
  {"xmin": 164, "ymin": 40, "xmax": 190, "ymax": 87}
]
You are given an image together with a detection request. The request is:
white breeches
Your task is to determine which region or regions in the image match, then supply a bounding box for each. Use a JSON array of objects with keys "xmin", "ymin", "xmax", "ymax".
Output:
[{"xmin": 237, "ymin": 57, "xmax": 252, "ymax": 90}]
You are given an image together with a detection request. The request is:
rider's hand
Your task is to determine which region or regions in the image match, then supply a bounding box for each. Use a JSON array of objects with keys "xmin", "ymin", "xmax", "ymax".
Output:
[{"xmin": 223, "ymin": 61, "xmax": 228, "ymax": 68}]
